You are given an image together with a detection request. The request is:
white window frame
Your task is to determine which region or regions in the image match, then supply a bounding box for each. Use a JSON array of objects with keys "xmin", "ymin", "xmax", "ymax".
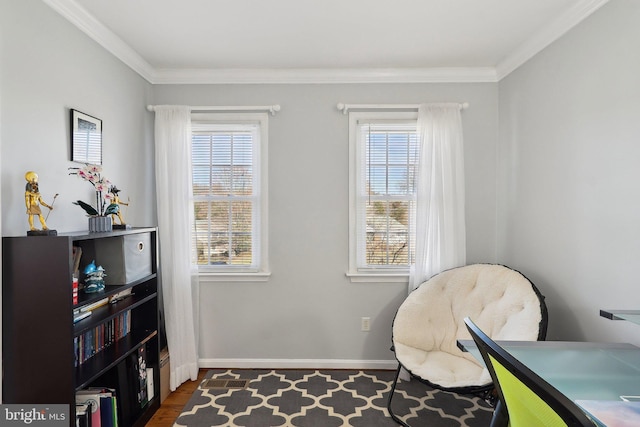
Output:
[
  {"xmin": 347, "ymin": 111, "xmax": 418, "ymax": 283},
  {"xmin": 191, "ymin": 112, "xmax": 270, "ymax": 282}
]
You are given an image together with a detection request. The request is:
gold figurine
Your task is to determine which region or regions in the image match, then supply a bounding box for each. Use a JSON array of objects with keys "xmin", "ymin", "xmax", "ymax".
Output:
[
  {"xmin": 25, "ymin": 171, "xmax": 57, "ymax": 235},
  {"xmin": 109, "ymin": 185, "xmax": 130, "ymax": 229}
]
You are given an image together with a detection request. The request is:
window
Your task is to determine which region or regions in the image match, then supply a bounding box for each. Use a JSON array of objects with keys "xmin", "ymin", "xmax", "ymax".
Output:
[
  {"xmin": 191, "ymin": 113, "xmax": 269, "ymax": 280},
  {"xmin": 348, "ymin": 111, "xmax": 418, "ymax": 282}
]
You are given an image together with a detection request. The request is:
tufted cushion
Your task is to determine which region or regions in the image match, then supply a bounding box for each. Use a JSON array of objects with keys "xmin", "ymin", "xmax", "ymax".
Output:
[{"xmin": 392, "ymin": 264, "xmax": 546, "ymax": 391}]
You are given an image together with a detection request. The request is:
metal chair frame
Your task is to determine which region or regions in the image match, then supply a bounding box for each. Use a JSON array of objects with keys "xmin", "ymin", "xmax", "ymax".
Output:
[{"xmin": 387, "ymin": 264, "xmax": 548, "ymax": 427}]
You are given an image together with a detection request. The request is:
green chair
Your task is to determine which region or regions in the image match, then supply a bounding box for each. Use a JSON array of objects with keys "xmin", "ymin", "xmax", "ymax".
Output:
[{"xmin": 463, "ymin": 317, "xmax": 596, "ymax": 427}]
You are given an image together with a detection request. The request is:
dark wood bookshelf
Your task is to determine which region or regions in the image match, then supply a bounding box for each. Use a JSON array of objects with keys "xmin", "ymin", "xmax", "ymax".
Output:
[{"xmin": 2, "ymin": 227, "xmax": 161, "ymax": 426}]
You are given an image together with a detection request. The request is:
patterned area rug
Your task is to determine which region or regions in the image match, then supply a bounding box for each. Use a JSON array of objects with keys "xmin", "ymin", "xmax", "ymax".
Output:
[{"xmin": 174, "ymin": 369, "xmax": 494, "ymax": 427}]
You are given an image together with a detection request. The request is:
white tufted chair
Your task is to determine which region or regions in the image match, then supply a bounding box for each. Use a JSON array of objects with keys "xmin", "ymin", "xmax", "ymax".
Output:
[{"xmin": 387, "ymin": 264, "xmax": 548, "ymax": 426}]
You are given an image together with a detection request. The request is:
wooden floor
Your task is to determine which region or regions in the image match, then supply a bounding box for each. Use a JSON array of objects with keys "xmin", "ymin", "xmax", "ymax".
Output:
[{"xmin": 146, "ymin": 369, "xmax": 207, "ymax": 427}]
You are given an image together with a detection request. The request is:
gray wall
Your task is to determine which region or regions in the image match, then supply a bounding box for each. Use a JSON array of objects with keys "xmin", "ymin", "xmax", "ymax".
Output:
[
  {"xmin": 1, "ymin": 2, "xmax": 154, "ymax": 402},
  {"xmin": 8, "ymin": 0, "xmax": 635, "ymax": 369},
  {"xmin": 1, "ymin": 0, "xmax": 503, "ymax": 366},
  {"xmin": 0, "ymin": 0, "xmax": 155, "ymax": 237},
  {"xmin": 1, "ymin": 0, "xmax": 499, "ymax": 365},
  {"xmin": 498, "ymin": 0, "xmax": 640, "ymax": 344},
  {"xmin": 153, "ymin": 83, "xmax": 499, "ymax": 363},
  {"xmin": 7, "ymin": 0, "xmax": 638, "ymax": 367}
]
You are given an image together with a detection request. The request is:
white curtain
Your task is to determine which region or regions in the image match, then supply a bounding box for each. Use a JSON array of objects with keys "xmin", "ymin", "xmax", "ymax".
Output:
[
  {"xmin": 153, "ymin": 105, "xmax": 200, "ymax": 390},
  {"xmin": 408, "ymin": 103, "xmax": 466, "ymax": 293}
]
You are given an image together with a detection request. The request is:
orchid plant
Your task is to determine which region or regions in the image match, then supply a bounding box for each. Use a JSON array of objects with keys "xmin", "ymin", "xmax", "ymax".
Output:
[{"xmin": 69, "ymin": 164, "xmax": 118, "ymax": 217}]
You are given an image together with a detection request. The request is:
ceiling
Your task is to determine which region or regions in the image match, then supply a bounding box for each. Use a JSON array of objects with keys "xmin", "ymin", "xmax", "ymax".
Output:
[{"xmin": 43, "ymin": 0, "xmax": 609, "ymax": 84}]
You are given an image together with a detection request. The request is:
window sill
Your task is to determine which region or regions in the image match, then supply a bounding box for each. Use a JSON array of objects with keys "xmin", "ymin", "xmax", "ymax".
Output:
[
  {"xmin": 198, "ymin": 271, "xmax": 271, "ymax": 283},
  {"xmin": 345, "ymin": 271, "xmax": 409, "ymax": 283}
]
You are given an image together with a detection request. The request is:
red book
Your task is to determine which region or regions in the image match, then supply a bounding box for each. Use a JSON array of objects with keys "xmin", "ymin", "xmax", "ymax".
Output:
[{"xmin": 72, "ymin": 277, "xmax": 79, "ymax": 305}]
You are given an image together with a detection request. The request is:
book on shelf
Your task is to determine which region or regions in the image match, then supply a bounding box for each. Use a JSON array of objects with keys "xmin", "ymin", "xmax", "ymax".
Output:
[
  {"xmin": 94, "ymin": 388, "xmax": 118, "ymax": 427},
  {"xmin": 75, "ymin": 403, "xmax": 91, "ymax": 427},
  {"xmin": 72, "ymin": 246, "xmax": 83, "ymax": 274},
  {"xmin": 108, "ymin": 288, "xmax": 132, "ymax": 304},
  {"xmin": 76, "ymin": 387, "xmax": 119, "ymax": 427},
  {"xmin": 73, "ymin": 310, "xmax": 92, "ymax": 323},
  {"xmin": 74, "ymin": 310, "xmax": 131, "ymax": 367},
  {"xmin": 72, "ymin": 246, "xmax": 83, "ymax": 292},
  {"xmin": 81, "ymin": 297, "xmax": 109, "ymax": 312},
  {"xmin": 146, "ymin": 367, "xmax": 155, "ymax": 401},
  {"xmin": 76, "ymin": 389, "xmax": 102, "ymax": 427},
  {"xmin": 73, "ymin": 276, "xmax": 79, "ymax": 305},
  {"xmin": 136, "ymin": 346, "xmax": 148, "ymax": 408}
]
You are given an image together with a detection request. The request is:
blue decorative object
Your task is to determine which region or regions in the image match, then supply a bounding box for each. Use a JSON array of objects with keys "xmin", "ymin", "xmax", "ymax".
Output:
[
  {"xmin": 84, "ymin": 260, "xmax": 97, "ymax": 275},
  {"xmin": 83, "ymin": 260, "xmax": 106, "ymax": 293}
]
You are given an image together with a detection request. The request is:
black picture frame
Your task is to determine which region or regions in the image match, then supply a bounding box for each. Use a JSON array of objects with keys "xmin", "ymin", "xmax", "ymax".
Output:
[{"xmin": 71, "ymin": 109, "xmax": 102, "ymax": 165}]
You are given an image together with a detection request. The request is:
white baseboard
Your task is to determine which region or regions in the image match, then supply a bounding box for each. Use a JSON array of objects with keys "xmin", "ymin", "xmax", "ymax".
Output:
[{"xmin": 198, "ymin": 358, "xmax": 398, "ymax": 370}]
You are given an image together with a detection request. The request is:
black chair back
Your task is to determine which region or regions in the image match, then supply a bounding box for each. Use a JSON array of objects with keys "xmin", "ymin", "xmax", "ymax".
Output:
[{"xmin": 464, "ymin": 317, "xmax": 595, "ymax": 427}]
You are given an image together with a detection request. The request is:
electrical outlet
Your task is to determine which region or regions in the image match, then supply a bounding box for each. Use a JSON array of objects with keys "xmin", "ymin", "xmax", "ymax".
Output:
[{"xmin": 361, "ymin": 317, "xmax": 371, "ymax": 331}]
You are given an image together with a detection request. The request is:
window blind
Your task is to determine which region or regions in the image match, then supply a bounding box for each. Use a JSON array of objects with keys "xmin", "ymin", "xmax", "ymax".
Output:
[
  {"xmin": 356, "ymin": 121, "xmax": 417, "ymax": 270},
  {"xmin": 191, "ymin": 124, "xmax": 260, "ymax": 268}
]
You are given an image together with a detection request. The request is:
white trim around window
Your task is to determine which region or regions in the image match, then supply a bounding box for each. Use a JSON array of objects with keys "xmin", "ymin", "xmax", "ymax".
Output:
[
  {"xmin": 347, "ymin": 111, "xmax": 417, "ymax": 283},
  {"xmin": 191, "ymin": 112, "xmax": 270, "ymax": 282}
]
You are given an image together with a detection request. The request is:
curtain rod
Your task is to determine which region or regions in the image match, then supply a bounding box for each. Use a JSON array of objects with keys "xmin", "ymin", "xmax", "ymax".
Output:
[
  {"xmin": 146, "ymin": 104, "xmax": 281, "ymax": 116},
  {"xmin": 336, "ymin": 102, "xmax": 469, "ymax": 115}
]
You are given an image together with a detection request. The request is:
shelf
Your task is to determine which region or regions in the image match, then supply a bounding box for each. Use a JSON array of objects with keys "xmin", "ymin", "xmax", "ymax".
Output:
[
  {"xmin": 60, "ymin": 227, "xmax": 158, "ymax": 241},
  {"xmin": 74, "ymin": 292, "xmax": 157, "ymax": 335},
  {"xmin": 133, "ymin": 398, "xmax": 161, "ymax": 427},
  {"xmin": 75, "ymin": 329, "xmax": 158, "ymax": 389},
  {"xmin": 74, "ymin": 273, "xmax": 157, "ymax": 308}
]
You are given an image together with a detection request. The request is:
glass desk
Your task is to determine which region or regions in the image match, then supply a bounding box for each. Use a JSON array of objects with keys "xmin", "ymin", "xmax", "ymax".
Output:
[
  {"xmin": 457, "ymin": 340, "xmax": 640, "ymax": 426},
  {"xmin": 600, "ymin": 309, "xmax": 640, "ymax": 325}
]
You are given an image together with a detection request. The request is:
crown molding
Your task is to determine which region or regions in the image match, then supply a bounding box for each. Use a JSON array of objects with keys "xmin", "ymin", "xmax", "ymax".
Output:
[
  {"xmin": 150, "ymin": 67, "xmax": 498, "ymax": 85},
  {"xmin": 43, "ymin": 0, "xmax": 608, "ymax": 85},
  {"xmin": 40, "ymin": 0, "xmax": 497, "ymax": 84},
  {"xmin": 495, "ymin": 0, "xmax": 610, "ymax": 80},
  {"xmin": 41, "ymin": 0, "xmax": 156, "ymax": 82}
]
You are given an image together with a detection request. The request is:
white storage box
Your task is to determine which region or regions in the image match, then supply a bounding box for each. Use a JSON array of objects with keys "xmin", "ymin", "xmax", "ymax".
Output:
[{"xmin": 95, "ymin": 233, "xmax": 153, "ymax": 285}]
